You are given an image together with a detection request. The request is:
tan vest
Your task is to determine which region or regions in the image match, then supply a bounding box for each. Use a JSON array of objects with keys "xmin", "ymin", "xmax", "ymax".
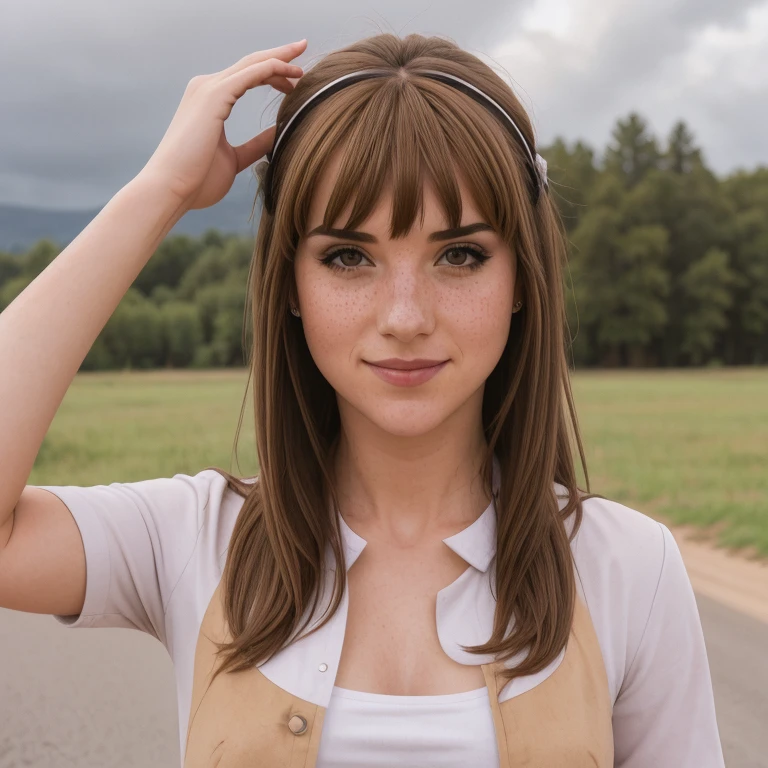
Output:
[{"xmin": 184, "ymin": 580, "xmax": 614, "ymax": 767}]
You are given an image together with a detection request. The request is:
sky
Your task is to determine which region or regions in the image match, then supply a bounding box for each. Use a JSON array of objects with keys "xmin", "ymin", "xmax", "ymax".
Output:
[{"xmin": 1, "ymin": 0, "xmax": 766, "ymax": 210}]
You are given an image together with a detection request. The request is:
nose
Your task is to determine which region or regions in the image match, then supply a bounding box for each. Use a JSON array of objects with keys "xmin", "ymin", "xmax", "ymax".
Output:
[{"xmin": 376, "ymin": 259, "xmax": 435, "ymax": 342}]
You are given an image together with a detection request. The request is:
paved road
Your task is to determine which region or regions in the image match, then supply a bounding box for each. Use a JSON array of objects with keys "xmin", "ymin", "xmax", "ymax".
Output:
[
  {"xmin": 697, "ymin": 593, "xmax": 768, "ymax": 768},
  {"xmin": 0, "ymin": 607, "xmax": 178, "ymax": 768},
  {"xmin": 0, "ymin": 593, "xmax": 765, "ymax": 767}
]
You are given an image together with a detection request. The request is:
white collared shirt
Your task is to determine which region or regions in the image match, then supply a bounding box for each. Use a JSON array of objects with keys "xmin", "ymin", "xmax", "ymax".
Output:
[{"xmin": 36, "ymin": 458, "xmax": 725, "ymax": 767}]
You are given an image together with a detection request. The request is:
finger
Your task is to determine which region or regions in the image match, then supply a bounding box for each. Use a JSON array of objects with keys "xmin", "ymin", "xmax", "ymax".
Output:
[
  {"xmin": 262, "ymin": 74, "xmax": 299, "ymax": 95},
  {"xmin": 226, "ymin": 58, "xmax": 303, "ymax": 101},
  {"xmin": 220, "ymin": 39, "xmax": 307, "ymax": 78},
  {"xmin": 233, "ymin": 124, "xmax": 277, "ymax": 173}
]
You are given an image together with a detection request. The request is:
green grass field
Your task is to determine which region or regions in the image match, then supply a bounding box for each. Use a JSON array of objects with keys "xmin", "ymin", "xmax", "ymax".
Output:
[{"xmin": 28, "ymin": 367, "xmax": 768, "ymax": 557}]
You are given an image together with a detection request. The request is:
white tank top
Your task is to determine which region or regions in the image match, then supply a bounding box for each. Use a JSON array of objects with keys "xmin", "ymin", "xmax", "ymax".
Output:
[{"xmin": 315, "ymin": 685, "xmax": 500, "ymax": 767}]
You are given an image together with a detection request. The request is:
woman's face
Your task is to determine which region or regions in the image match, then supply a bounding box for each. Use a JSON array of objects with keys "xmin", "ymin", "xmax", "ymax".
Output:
[{"xmin": 294, "ymin": 152, "xmax": 521, "ymax": 438}]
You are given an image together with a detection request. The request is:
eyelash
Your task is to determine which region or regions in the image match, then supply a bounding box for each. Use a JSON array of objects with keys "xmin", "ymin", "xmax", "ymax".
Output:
[{"xmin": 319, "ymin": 243, "xmax": 491, "ymax": 275}]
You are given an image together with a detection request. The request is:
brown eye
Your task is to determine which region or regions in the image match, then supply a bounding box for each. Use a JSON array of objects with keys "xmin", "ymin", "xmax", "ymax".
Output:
[
  {"xmin": 437, "ymin": 245, "xmax": 490, "ymax": 272},
  {"xmin": 338, "ymin": 250, "xmax": 363, "ymax": 267},
  {"xmin": 444, "ymin": 248, "xmax": 469, "ymax": 266},
  {"xmin": 320, "ymin": 247, "xmax": 372, "ymax": 273}
]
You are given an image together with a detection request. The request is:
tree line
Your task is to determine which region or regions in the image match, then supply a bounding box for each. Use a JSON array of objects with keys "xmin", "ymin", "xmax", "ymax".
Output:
[
  {"xmin": 0, "ymin": 230, "xmax": 250, "ymax": 370},
  {"xmin": 1, "ymin": 112, "xmax": 766, "ymax": 369},
  {"xmin": 546, "ymin": 114, "xmax": 767, "ymax": 367}
]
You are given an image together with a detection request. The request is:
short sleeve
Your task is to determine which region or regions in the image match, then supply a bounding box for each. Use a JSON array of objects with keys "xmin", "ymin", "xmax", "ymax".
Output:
[
  {"xmin": 612, "ymin": 522, "xmax": 725, "ymax": 767},
  {"xmin": 32, "ymin": 469, "xmax": 224, "ymax": 644}
]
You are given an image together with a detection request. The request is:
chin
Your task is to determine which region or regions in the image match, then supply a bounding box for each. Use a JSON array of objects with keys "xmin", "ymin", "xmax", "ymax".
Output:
[{"xmin": 352, "ymin": 399, "xmax": 459, "ymax": 438}]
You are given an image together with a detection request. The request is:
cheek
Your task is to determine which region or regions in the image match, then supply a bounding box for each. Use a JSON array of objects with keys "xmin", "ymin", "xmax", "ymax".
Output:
[
  {"xmin": 435, "ymin": 268, "xmax": 514, "ymax": 362},
  {"xmin": 295, "ymin": 269, "xmax": 370, "ymax": 373}
]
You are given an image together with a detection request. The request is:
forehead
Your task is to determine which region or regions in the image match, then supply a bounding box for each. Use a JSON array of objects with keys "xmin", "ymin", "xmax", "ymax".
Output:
[{"xmin": 304, "ymin": 147, "xmax": 484, "ymax": 236}]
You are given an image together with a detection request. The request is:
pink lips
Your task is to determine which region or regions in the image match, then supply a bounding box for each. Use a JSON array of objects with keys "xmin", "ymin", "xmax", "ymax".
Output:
[{"xmin": 364, "ymin": 358, "xmax": 449, "ymax": 387}]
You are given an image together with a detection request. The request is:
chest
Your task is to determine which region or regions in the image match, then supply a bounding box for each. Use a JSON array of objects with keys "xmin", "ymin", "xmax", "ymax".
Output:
[
  {"xmin": 316, "ymin": 685, "xmax": 499, "ymax": 768},
  {"xmin": 335, "ymin": 542, "xmax": 487, "ymax": 694},
  {"xmin": 182, "ymin": 572, "xmax": 614, "ymax": 768}
]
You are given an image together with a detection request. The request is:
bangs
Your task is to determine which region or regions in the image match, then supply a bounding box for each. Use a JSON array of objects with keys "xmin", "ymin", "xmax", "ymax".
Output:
[{"xmin": 281, "ymin": 74, "xmax": 527, "ymax": 243}]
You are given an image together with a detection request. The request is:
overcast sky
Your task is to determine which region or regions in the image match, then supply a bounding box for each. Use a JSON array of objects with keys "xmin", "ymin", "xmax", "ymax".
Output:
[{"xmin": 2, "ymin": 0, "xmax": 766, "ymax": 210}]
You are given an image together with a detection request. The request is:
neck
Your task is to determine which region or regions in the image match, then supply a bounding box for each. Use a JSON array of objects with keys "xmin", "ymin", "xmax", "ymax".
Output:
[{"xmin": 331, "ymin": 393, "xmax": 491, "ymax": 546}]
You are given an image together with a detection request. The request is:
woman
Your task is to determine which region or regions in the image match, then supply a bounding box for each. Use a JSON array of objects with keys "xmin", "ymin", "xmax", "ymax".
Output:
[{"xmin": 0, "ymin": 33, "xmax": 724, "ymax": 767}]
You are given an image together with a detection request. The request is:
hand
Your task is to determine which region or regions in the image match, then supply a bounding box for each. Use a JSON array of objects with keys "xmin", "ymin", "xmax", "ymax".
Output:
[{"xmin": 139, "ymin": 39, "xmax": 307, "ymax": 212}]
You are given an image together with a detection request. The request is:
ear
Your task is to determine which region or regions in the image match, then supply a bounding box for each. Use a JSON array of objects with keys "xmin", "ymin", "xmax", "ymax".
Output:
[
  {"xmin": 287, "ymin": 279, "xmax": 299, "ymax": 311},
  {"xmin": 512, "ymin": 279, "xmax": 525, "ymax": 308},
  {"xmin": 511, "ymin": 252, "xmax": 525, "ymax": 307}
]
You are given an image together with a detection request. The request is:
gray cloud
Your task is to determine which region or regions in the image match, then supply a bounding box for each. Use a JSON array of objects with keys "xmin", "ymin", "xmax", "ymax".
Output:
[
  {"xmin": 493, "ymin": 0, "xmax": 768, "ymax": 170},
  {"xmin": 1, "ymin": 0, "xmax": 766, "ymax": 209},
  {"xmin": 1, "ymin": 0, "xmax": 534, "ymax": 207}
]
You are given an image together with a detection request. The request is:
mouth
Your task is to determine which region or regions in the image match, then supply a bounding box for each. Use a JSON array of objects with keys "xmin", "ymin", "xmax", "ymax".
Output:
[{"xmin": 363, "ymin": 358, "xmax": 449, "ymax": 387}]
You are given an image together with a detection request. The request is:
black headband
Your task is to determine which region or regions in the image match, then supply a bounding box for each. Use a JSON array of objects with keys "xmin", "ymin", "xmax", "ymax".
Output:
[{"xmin": 262, "ymin": 68, "xmax": 548, "ymax": 215}]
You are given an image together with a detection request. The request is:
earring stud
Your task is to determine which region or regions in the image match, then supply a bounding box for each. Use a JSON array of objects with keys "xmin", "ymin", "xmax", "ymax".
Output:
[
  {"xmin": 290, "ymin": 305, "xmax": 301, "ymax": 317},
  {"xmin": 513, "ymin": 301, "xmax": 523, "ymax": 312}
]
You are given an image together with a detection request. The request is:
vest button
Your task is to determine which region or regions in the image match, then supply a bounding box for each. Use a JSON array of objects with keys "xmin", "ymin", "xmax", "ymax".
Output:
[
  {"xmin": 288, "ymin": 714, "xmax": 308, "ymax": 735},
  {"xmin": 318, "ymin": 663, "xmax": 328, "ymax": 672}
]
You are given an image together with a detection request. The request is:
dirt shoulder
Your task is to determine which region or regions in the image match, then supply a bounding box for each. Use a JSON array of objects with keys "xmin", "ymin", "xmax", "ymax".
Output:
[{"xmin": 665, "ymin": 523, "xmax": 768, "ymax": 625}]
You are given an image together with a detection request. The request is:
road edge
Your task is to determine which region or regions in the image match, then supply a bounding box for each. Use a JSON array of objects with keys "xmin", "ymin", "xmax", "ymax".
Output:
[{"xmin": 665, "ymin": 523, "xmax": 768, "ymax": 625}]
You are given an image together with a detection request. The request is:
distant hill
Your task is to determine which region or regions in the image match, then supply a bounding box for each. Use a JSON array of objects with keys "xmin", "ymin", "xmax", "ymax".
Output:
[{"xmin": 0, "ymin": 175, "xmax": 263, "ymax": 253}]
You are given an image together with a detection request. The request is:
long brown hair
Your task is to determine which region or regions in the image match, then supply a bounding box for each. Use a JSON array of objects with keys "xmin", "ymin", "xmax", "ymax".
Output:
[{"xmin": 206, "ymin": 32, "xmax": 604, "ymax": 688}]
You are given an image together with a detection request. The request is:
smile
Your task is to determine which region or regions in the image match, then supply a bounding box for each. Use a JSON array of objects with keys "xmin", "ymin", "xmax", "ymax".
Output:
[{"xmin": 363, "ymin": 359, "xmax": 449, "ymax": 387}]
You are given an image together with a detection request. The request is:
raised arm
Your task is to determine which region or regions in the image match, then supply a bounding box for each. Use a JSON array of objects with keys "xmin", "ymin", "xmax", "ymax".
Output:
[{"xmin": 0, "ymin": 40, "xmax": 306, "ymax": 616}]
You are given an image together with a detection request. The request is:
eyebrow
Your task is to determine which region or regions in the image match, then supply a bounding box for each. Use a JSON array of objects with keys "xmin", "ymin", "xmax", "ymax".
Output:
[{"xmin": 304, "ymin": 222, "xmax": 496, "ymax": 243}]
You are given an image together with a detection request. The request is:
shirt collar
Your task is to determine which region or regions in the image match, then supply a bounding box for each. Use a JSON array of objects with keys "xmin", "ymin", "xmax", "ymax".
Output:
[{"xmin": 336, "ymin": 454, "xmax": 502, "ymax": 574}]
